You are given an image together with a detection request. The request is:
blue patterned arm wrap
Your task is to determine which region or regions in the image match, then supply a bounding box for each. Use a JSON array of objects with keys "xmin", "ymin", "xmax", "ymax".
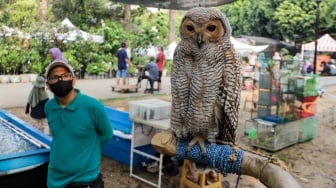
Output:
[{"xmin": 175, "ymin": 140, "xmax": 244, "ymax": 176}]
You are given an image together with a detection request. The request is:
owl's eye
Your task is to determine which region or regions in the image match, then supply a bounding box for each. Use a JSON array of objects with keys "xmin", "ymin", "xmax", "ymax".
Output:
[
  {"xmin": 186, "ymin": 25, "xmax": 194, "ymax": 32},
  {"xmin": 207, "ymin": 25, "xmax": 216, "ymax": 32}
]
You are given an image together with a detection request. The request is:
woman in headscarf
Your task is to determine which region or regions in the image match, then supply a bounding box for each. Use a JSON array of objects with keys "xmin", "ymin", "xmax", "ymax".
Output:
[
  {"xmin": 49, "ymin": 47, "xmax": 63, "ymax": 61},
  {"xmin": 25, "ymin": 76, "xmax": 50, "ymax": 134}
]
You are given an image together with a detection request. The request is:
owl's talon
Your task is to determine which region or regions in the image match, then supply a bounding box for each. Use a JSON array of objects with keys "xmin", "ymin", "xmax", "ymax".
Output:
[
  {"xmin": 184, "ymin": 148, "xmax": 190, "ymax": 156},
  {"xmin": 201, "ymin": 153, "xmax": 207, "ymax": 161}
]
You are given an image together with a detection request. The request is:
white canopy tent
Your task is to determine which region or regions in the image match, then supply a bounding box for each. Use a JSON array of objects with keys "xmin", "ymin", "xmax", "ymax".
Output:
[
  {"xmin": 61, "ymin": 18, "xmax": 76, "ymax": 30},
  {"xmin": 0, "ymin": 26, "xmax": 15, "ymax": 37},
  {"xmin": 301, "ymin": 34, "xmax": 336, "ymax": 73},
  {"xmin": 56, "ymin": 18, "xmax": 104, "ymax": 43},
  {"xmin": 136, "ymin": 37, "xmax": 268, "ymax": 60},
  {"xmin": 0, "ymin": 25, "xmax": 30, "ymax": 39},
  {"xmin": 230, "ymin": 37, "xmax": 269, "ymax": 56},
  {"xmin": 165, "ymin": 41, "xmax": 177, "ymax": 60},
  {"xmin": 301, "ymin": 34, "xmax": 336, "ymax": 52},
  {"xmin": 164, "ymin": 37, "xmax": 268, "ymax": 59}
]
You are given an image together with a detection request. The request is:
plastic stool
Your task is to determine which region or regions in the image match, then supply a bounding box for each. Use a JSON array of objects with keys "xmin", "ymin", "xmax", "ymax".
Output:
[{"xmin": 179, "ymin": 160, "xmax": 222, "ymax": 188}]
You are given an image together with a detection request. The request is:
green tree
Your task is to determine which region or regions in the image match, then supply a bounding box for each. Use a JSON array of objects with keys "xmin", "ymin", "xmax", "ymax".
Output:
[
  {"xmin": 319, "ymin": 0, "xmax": 336, "ymax": 35},
  {"xmin": 274, "ymin": 0, "xmax": 316, "ymax": 43},
  {"xmin": 220, "ymin": 0, "xmax": 336, "ymax": 44},
  {"xmin": 0, "ymin": 0, "xmax": 38, "ymax": 29},
  {"xmin": 50, "ymin": 0, "xmax": 110, "ymax": 31},
  {"xmin": 220, "ymin": 0, "xmax": 282, "ymax": 39},
  {"xmin": 129, "ymin": 8, "xmax": 173, "ymax": 48}
]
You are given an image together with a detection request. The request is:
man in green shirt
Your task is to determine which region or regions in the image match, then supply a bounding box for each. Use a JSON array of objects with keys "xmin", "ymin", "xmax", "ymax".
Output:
[{"xmin": 45, "ymin": 59, "xmax": 113, "ymax": 188}]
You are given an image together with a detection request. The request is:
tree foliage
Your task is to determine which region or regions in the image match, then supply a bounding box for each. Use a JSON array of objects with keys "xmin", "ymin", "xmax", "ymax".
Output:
[
  {"xmin": 319, "ymin": 0, "xmax": 336, "ymax": 34},
  {"xmin": 220, "ymin": 0, "xmax": 336, "ymax": 44},
  {"xmin": 0, "ymin": 0, "xmax": 39, "ymax": 29}
]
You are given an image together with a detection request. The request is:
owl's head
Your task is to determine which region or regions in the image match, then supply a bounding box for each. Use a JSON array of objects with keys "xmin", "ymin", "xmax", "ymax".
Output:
[{"xmin": 179, "ymin": 7, "xmax": 232, "ymax": 48}]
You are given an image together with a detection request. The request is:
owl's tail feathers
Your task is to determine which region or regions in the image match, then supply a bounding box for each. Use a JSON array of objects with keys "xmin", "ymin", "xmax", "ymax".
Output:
[{"xmin": 151, "ymin": 131, "xmax": 300, "ymax": 188}]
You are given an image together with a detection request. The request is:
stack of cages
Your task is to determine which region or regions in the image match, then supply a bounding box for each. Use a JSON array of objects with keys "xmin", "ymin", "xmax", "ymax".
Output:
[
  {"xmin": 245, "ymin": 59, "xmax": 318, "ymax": 151},
  {"xmin": 291, "ymin": 74, "xmax": 320, "ymax": 143}
]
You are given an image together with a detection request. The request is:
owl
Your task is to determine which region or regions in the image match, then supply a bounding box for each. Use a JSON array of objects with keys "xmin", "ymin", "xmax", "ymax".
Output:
[{"xmin": 170, "ymin": 7, "xmax": 241, "ymax": 155}]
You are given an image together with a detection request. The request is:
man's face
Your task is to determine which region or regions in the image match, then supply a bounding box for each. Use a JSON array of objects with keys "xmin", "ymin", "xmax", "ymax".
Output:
[{"xmin": 47, "ymin": 66, "xmax": 75, "ymax": 88}]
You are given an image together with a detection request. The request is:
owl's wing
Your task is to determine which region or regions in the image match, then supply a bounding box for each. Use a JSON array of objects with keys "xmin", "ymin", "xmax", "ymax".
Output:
[
  {"xmin": 216, "ymin": 47, "xmax": 241, "ymax": 144},
  {"xmin": 170, "ymin": 43, "xmax": 192, "ymax": 139}
]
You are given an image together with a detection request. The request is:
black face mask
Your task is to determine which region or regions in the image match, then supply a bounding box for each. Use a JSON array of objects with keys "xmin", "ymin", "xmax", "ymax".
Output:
[{"xmin": 49, "ymin": 80, "xmax": 73, "ymax": 98}]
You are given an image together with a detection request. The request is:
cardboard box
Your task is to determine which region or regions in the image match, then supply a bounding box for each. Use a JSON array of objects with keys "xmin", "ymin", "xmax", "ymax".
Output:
[{"xmin": 128, "ymin": 99, "xmax": 171, "ymax": 120}]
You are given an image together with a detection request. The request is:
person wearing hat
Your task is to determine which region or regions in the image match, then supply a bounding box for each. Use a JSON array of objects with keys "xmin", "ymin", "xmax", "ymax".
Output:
[
  {"xmin": 44, "ymin": 59, "xmax": 113, "ymax": 188},
  {"xmin": 25, "ymin": 76, "xmax": 49, "ymax": 134}
]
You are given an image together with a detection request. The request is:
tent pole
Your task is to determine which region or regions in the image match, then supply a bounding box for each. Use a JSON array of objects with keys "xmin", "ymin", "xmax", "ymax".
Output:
[{"xmin": 314, "ymin": 0, "xmax": 321, "ymax": 74}]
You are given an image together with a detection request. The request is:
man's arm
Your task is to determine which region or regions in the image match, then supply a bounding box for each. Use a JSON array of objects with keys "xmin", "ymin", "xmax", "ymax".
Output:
[
  {"xmin": 94, "ymin": 102, "xmax": 113, "ymax": 147},
  {"xmin": 125, "ymin": 57, "xmax": 132, "ymax": 66}
]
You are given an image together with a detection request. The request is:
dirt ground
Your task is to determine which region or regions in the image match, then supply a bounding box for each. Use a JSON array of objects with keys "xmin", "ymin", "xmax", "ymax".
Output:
[{"xmin": 4, "ymin": 89, "xmax": 336, "ymax": 188}]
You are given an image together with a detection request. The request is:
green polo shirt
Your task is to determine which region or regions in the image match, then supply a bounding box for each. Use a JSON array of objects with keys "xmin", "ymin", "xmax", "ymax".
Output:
[{"xmin": 45, "ymin": 89, "xmax": 113, "ymax": 188}]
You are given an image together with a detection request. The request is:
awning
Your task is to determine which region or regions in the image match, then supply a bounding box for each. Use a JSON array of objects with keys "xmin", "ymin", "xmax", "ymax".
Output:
[
  {"xmin": 302, "ymin": 34, "xmax": 336, "ymax": 52},
  {"xmin": 230, "ymin": 37, "xmax": 269, "ymax": 56}
]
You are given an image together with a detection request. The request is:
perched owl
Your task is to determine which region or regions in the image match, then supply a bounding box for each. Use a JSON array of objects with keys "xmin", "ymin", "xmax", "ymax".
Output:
[{"xmin": 170, "ymin": 7, "xmax": 241, "ymax": 154}]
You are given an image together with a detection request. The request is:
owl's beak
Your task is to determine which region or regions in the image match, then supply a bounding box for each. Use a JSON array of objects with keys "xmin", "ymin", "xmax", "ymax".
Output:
[{"xmin": 197, "ymin": 33, "xmax": 203, "ymax": 48}]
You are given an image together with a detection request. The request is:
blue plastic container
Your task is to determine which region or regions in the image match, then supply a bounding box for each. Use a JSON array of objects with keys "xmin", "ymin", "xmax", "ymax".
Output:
[
  {"xmin": 102, "ymin": 107, "xmax": 157, "ymax": 167},
  {"xmin": 102, "ymin": 136, "xmax": 157, "ymax": 167},
  {"xmin": 105, "ymin": 107, "xmax": 132, "ymax": 134}
]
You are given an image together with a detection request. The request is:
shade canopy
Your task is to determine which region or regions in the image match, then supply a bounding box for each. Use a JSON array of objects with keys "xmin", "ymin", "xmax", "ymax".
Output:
[
  {"xmin": 230, "ymin": 37, "xmax": 269, "ymax": 56},
  {"xmin": 138, "ymin": 37, "xmax": 268, "ymax": 60},
  {"xmin": 56, "ymin": 18, "xmax": 104, "ymax": 43},
  {"xmin": 112, "ymin": 0, "xmax": 235, "ymax": 10},
  {"xmin": 302, "ymin": 34, "xmax": 336, "ymax": 52}
]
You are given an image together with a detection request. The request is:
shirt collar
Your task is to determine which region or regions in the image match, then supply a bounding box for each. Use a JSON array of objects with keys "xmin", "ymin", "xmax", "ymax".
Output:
[{"xmin": 51, "ymin": 88, "xmax": 81, "ymax": 111}]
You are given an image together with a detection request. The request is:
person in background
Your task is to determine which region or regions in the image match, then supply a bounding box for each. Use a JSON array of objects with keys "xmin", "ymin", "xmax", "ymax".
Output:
[
  {"xmin": 49, "ymin": 47, "xmax": 64, "ymax": 61},
  {"xmin": 257, "ymin": 52, "xmax": 267, "ymax": 72},
  {"xmin": 292, "ymin": 53, "xmax": 302, "ymax": 75},
  {"xmin": 25, "ymin": 76, "xmax": 49, "ymax": 134},
  {"xmin": 273, "ymin": 51, "xmax": 281, "ymax": 62},
  {"xmin": 302, "ymin": 60, "xmax": 313, "ymax": 74},
  {"xmin": 23, "ymin": 38, "xmax": 30, "ymax": 51},
  {"xmin": 248, "ymin": 53, "xmax": 257, "ymax": 71},
  {"xmin": 116, "ymin": 42, "xmax": 131, "ymax": 85},
  {"xmin": 137, "ymin": 56, "xmax": 159, "ymax": 94},
  {"xmin": 272, "ymin": 51, "xmax": 282, "ymax": 80},
  {"xmin": 320, "ymin": 61, "xmax": 331, "ymax": 76},
  {"xmin": 329, "ymin": 60, "xmax": 336, "ymax": 75},
  {"xmin": 156, "ymin": 45, "xmax": 165, "ymax": 90},
  {"xmin": 44, "ymin": 59, "xmax": 113, "ymax": 188}
]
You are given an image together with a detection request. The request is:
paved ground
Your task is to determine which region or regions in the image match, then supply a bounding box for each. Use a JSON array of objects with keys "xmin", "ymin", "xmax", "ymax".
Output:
[
  {"xmin": 0, "ymin": 76, "xmax": 171, "ymax": 108},
  {"xmin": 1, "ymin": 75, "xmax": 335, "ymax": 108}
]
